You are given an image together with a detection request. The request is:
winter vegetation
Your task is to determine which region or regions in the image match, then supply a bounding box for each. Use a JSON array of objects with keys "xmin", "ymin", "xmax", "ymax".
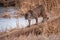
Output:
[{"xmin": 0, "ymin": 0, "xmax": 60, "ymax": 40}]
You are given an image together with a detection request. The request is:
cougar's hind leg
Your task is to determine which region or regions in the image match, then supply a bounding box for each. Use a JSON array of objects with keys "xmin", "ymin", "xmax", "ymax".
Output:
[{"xmin": 35, "ymin": 17, "xmax": 38, "ymax": 25}]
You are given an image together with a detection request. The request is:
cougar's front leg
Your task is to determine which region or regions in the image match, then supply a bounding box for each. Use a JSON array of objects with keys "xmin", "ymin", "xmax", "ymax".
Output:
[{"xmin": 28, "ymin": 18, "xmax": 31, "ymax": 27}]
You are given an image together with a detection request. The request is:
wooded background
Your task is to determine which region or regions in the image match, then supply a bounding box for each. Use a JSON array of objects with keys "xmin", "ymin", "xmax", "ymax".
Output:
[{"xmin": 0, "ymin": 0, "xmax": 60, "ymax": 16}]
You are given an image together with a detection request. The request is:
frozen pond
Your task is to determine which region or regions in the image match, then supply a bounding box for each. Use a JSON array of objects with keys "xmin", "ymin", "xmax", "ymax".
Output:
[{"xmin": 0, "ymin": 17, "xmax": 43, "ymax": 31}]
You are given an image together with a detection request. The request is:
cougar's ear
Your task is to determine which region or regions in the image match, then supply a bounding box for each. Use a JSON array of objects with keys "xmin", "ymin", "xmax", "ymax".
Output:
[{"xmin": 28, "ymin": 10, "xmax": 33, "ymax": 14}]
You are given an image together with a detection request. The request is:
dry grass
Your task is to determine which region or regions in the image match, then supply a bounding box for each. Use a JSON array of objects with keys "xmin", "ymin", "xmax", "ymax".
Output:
[{"xmin": 0, "ymin": 0, "xmax": 60, "ymax": 40}]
